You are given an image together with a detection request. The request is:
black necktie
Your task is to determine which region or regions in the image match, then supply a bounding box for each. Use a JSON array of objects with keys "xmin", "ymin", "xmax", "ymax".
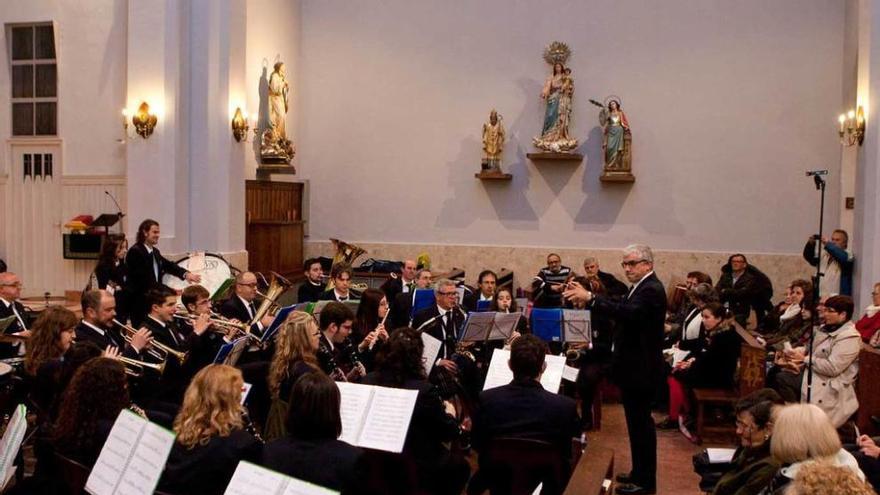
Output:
[{"xmin": 248, "ymin": 302, "xmax": 257, "ymax": 319}]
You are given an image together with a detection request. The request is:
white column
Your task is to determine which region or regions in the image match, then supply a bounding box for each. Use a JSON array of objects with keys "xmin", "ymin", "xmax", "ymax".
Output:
[{"xmin": 853, "ymin": 0, "xmax": 880, "ymax": 307}]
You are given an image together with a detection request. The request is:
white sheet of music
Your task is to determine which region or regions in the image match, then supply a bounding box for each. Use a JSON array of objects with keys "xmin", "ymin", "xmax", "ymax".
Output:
[
  {"xmin": 483, "ymin": 349, "xmax": 566, "ymax": 393},
  {"xmin": 86, "ymin": 410, "xmax": 175, "ymax": 495},
  {"xmin": 115, "ymin": 423, "xmax": 175, "ymax": 495},
  {"xmin": 0, "ymin": 403, "xmax": 26, "ymax": 488},
  {"xmin": 421, "ymin": 332, "xmax": 442, "ymax": 375},
  {"xmin": 224, "ymin": 461, "xmax": 340, "ymax": 495},
  {"xmin": 336, "ymin": 382, "xmax": 373, "ymax": 446},
  {"xmin": 562, "ymin": 365, "xmax": 579, "ymax": 382},
  {"xmin": 357, "ymin": 387, "xmax": 418, "ymax": 453}
]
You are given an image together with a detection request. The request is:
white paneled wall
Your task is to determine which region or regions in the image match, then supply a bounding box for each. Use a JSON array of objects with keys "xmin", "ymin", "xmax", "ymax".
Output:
[{"xmin": 0, "ymin": 173, "xmax": 126, "ymax": 297}]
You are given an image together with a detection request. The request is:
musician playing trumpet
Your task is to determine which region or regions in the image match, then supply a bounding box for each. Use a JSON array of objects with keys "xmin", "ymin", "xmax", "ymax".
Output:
[
  {"xmin": 177, "ymin": 285, "xmax": 236, "ymax": 372},
  {"xmin": 317, "ymin": 302, "xmax": 366, "ymax": 381},
  {"xmin": 77, "ymin": 290, "xmax": 152, "ymax": 360}
]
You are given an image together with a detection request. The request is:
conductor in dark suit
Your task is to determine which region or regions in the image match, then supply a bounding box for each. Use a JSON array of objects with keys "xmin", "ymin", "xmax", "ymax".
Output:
[
  {"xmin": 125, "ymin": 219, "xmax": 200, "ymax": 326},
  {"xmin": 564, "ymin": 244, "xmax": 666, "ymax": 495}
]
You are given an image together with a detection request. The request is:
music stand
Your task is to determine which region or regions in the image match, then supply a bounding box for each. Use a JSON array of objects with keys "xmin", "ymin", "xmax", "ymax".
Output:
[
  {"xmin": 562, "ymin": 309, "xmax": 591, "ymax": 344},
  {"xmin": 213, "ymin": 336, "xmax": 249, "ymax": 366},
  {"xmin": 530, "ymin": 308, "xmax": 564, "ymax": 342},
  {"xmin": 262, "ymin": 305, "xmax": 296, "ymax": 345},
  {"xmin": 459, "ymin": 312, "xmax": 521, "ymax": 343}
]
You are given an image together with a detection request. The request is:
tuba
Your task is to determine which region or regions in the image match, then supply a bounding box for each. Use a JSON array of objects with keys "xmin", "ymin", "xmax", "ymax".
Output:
[
  {"xmin": 251, "ymin": 273, "xmax": 290, "ymax": 329},
  {"xmin": 325, "ymin": 238, "xmax": 367, "ymax": 291}
]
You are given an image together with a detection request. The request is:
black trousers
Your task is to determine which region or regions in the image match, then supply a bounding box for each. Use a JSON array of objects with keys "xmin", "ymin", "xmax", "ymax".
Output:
[{"xmin": 621, "ymin": 385, "xmax": 657, "ymax": 489}]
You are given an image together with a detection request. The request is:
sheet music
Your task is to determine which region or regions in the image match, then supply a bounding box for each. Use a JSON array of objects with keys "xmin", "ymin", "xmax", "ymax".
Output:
[
  {"xmin": 483, "ymin": 349, "xmax": 566, "ymax": 393},
  {"xmin": 86, "ymin": 410, "xmax": 145, "ymax": 495},
  {"xmin": 115, "ymin": 423, "xmax": 175, "ymax": 495},
  {"xmin": 357, "ymin": 387, "xmax": 418, "ymax": 453},
  {"xmin": 335, "ymin": 382, "xmax": 373, "ymax": 446},
  {"xmin": 282, "ymin": 477, "xmax": 340, "ymax": 495},
  {"xmin": 0, "ymin": 404, "xmax": 26, "ymax": 486},
  {"xmin": 241, "ymin": 383, "xmax": 253, "ymax": 405},
  {"xmin": 225, "ymin": 461, "xmax": 287, "ymax": 494},
  {"xmin": 706, "ymin": 448, "xmax": 737, "ymax": 464},
  {"xmin": 562, "ymin": 365, "xmax": 579, "ymax": 382},
  {"xmin": 421, "ymin": 332, "xmax": 442, "ymax": 375},
  {"xmin": 671, "ymin": 348, "xmax": 691, "ymax": 367}
]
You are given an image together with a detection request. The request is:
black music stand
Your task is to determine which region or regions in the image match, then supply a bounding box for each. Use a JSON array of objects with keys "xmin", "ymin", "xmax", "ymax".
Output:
[
  {"xmin": 459, "ymin": 312, "xmax": 522, "ymax": 343},
  {"xmin": 91, "ymin": 213, "xmax": 122, "ymax": 235},
  {"xmin": 562, "ymin": 310, "xmax": 592, "ymax": 344}
]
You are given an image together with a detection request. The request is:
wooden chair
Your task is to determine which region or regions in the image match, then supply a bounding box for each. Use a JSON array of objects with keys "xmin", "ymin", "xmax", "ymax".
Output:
[
  {"xmin": 857, "ymin": 344, "xmax": 880, "ymax": 436},
  {"xmin": 692, "ymin": 324, "xmax": 766, "ymax": 438},
  {"xmin": 478, "ymin": 437, "xmax": 569, "ymax": 495},
  {"xmin": 563, "ymin": 445, "xmax": 614, "ymax": 495},
  {"xmin": 54, "ymin": 452, "xmax": 90, "ymax": 495}
]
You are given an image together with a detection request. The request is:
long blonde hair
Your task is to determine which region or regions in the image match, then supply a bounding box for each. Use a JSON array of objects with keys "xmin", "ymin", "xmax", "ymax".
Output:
[
  {"xmin": 268, "ymin": 311, "xmax": 320, "ymax": 399},
  {"xmin": 173, "ymin": 364, "xmax": 244, "ymax": 448}
]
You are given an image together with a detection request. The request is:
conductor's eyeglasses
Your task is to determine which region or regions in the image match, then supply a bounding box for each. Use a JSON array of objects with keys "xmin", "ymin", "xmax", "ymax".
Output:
[{"xmin": 620, "ymin": 260, "xmax": 647, "ymax": 268}]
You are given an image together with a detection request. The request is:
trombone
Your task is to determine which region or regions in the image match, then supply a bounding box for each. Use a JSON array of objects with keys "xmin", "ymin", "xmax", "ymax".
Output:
[
  {"xmin": 112, "ymin": 319, "xmax": 188, "ymax": 364},
  {"xmin": 119, "ymin": 356, "xmax": 165, "ymax": 377}
]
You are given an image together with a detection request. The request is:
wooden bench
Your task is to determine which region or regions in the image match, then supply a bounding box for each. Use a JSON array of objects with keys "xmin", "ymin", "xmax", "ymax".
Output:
[
  {"xmin": 692, "ymin": 324, "xmax": 766, "ymax": 438},
  {"xmin": 563, "ymin": 445, "xmax": 614, "ymax": 495}
]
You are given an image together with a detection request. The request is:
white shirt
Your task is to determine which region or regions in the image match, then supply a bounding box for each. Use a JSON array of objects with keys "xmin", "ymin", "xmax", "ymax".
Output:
[
  {"xmin": 80, "ymin": 319, "xmax": 106, "ymax": 336},
  {"xmin": 333, "ymin": 290, "xmax": 350, "ymax": 302},
  {"xmin": 145, "ymin": 244, "xmax": 159, "ymax": 281},
  {"xmin": 479, "ymin": 293, "xmax": 493, "ymax": 302},
  {"xmin": 401, "ymin": 278, "xmax": 414, "ymax": 294}
]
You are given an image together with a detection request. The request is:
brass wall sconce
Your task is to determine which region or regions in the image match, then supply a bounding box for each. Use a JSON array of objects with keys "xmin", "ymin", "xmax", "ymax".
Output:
[
  {"xmin": 838, "ymin": 106, "xmax": 865, "ymax": 146},
  {"xmin": 131, "ymin": 102, "xmax": 158, "ymax": 139},
  {"xmin": 231, "ymin": 107, "xmax": 249, "ymax": 142}
]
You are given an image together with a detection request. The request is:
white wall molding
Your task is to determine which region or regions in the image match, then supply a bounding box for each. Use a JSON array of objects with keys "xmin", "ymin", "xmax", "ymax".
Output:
[{"xmin": 60, "ymin": 175, "xmax": 126, "ymax": 186}]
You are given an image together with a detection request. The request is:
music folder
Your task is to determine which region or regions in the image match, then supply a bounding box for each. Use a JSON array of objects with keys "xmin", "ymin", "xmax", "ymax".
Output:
[
  {"xmin": 214, "ymin": 336, "xmax": 250, "ymax": 366},
  {"xmin": 482, "ymin": 348, "xmax": 566, "ymax": 393},
  {"xmin": 85, "ymin": 409, "xmax": 176, "ymax": 495},
  {"xmin": 335, "ymin": 382, "xmax": 418, "ymax": 453},
  {"xmin": 224, "ymin": 461, "xmax": 339, "ymax": 495},
  {"xmin": 459, "ymin": 311, "xmax": 522, "ymax": 343},
  {"xmin": 263, "ymin": 305, "xmax": 297, "ymax": 344},
  {"xmin": 0, "ymin": 403, "xmax": 26, "ymax": 490}
]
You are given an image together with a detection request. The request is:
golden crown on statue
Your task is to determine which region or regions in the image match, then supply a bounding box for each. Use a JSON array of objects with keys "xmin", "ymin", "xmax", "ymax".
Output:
[{"xmin": 543, "ymin": 41, "xmax": 571, "ymax": 65}]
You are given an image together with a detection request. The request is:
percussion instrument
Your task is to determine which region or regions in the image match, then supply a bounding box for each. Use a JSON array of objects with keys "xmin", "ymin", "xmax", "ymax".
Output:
[{"xmin": 162, "ymin": 252, "xmax": 233, "ymax": 297}]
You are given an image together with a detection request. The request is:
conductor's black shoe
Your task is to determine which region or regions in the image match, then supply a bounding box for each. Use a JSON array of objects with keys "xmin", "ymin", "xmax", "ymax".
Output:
[
  {"xmin": 655, "ymin": 417, "xmax": 678, "ymax": 430},
  {"xmin": 615, "ymin": 472, "xmax": 634, "ymax": 484},
  {"xmin": 615, "ymin": 482, "xmax": 656, "ymax": 494}
]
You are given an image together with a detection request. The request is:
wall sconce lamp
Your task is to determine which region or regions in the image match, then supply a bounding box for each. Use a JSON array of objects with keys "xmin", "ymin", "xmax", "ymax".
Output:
[
  {"xmin": 130, "ymin": 102, "xmax": 158, "ymax": 139},
  {"xmin": 838, "ymin": 106, "xmax": 865, "ymax": 146},
  {"xmin": 231, "ymin": 107, "xmax": 249, "ymax": 142}
]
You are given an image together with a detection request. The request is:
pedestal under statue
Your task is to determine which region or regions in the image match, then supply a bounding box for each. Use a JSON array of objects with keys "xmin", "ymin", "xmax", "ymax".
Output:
[{"xmin": 260, "ymin": 61, "xmax": 295, "ymax": 166}]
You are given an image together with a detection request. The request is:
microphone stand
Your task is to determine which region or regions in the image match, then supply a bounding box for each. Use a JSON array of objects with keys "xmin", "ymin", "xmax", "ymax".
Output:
[
  {"xmin": 105, "ymin": 190, "xmax": 126, "ymax": 235},
  {"xmin": 804, "ymin": 171, "xmax": 826, "ymax": 403}
]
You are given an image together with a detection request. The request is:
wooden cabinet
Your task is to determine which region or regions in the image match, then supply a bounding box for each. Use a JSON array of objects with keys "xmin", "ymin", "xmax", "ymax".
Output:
[{"xmin": 245, "ymin": 180, "xmax": 304, "ymax": 278}]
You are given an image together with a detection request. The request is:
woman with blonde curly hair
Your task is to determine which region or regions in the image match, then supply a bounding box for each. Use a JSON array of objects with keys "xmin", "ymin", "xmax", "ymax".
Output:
[
  {"xmin": 263, "ymin": 311, "xmax": 321, "ymax": 441},
  {"xmin": 784, "ymin": 462, "xmax": 876, "ymax": 495},
  {"xmin": 158, "ymin": 365, "xmax": 260, "ymax": 495}
]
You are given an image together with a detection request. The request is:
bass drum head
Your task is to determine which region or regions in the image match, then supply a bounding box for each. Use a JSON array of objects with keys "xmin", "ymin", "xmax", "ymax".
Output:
[{"xmin": 162, "ymin": 253, "xmax": 233, "ymax": 297}]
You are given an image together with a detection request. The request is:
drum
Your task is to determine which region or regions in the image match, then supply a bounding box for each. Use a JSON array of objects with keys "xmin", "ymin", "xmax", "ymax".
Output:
[{"xmin": 162, "ymin": 252, "xmax": 234, "ymax": 297}]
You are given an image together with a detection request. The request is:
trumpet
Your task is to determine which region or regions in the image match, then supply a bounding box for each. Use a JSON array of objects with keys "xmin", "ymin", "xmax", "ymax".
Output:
[
  {"xmin": 119, "ymin": 356, "xmax": 166, "ymax": 377},
  {"xmin": 173, "ymin": 312, "xmax": 262, "ymax": 344},
  {"xmin": 112, "ymin": 319, "xmax": 189, "ymax": 364}
]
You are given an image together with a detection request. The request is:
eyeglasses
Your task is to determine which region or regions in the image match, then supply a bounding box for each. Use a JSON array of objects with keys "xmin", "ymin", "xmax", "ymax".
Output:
[
  {"xmin": 438, "ymin": 291, "xmax": 457, "ymax": 297},
  {"xmin": 0, "ymin": 282, "xmax": 23, "ymax": 288},
  {"xmin": 620, "ymin": 260, "xmax": 647, "ymax": 268}
]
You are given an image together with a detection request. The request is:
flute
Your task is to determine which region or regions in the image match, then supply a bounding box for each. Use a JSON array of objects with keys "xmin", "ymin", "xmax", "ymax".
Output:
[{"xmin": 368, "ymin": 311, "xmax": 390, "ymax": 351}]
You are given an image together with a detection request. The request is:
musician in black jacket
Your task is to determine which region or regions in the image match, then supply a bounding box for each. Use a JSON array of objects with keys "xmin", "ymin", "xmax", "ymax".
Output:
[
  {"xmin": 91, "ymin": 235, "xmax": 130, "ymax": 322},
  {"xmin": 218, "ymin": 271, "xmax": 274, "ymax": 336},
  {"xmin": 389, "ymin": 268, "xmax": 433, "ymax": 329},
  {"xmin": 0, "ymin": 271, "xmax": 31, "ymax": 358},
  {"xmin": 320, "ymin": 263, "xmax": 360, "ymax": 302},
  {"xmin": 564, "ymin": 244, "xmax": 667, "ymax": 495},
  {"xmin": 262, "ymin": 372, "xmax": 364, "ymax": 492},
  {"xmin": 296, "ymin": 258, "xmax": 326, "ymax": 303},
  {"xmin": 125, "ymin": 219, "xmax": 200, "ymax": 326},
  {"xmin": 379, "ymin": 258, "xmax": 418, "ymax": 302},
  {"xmin": 76, "ymin": 290, "xmax": 151, "ymax": 360},
  {"xmin": 317, "ymin": 302, "xmax": 364, "ymax": 381},
  {"xmin": 411, "ymin": 279, "xmax": 466, "ymax": 375}
]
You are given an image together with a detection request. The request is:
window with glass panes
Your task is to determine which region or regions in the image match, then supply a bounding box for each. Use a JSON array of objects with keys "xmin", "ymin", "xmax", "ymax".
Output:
[{"xmin": 9, "ymin": 24, "xmax": 57, "ymax": 136}]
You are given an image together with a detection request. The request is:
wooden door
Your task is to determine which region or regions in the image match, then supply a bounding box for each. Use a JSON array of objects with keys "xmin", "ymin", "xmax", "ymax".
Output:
[{"xmin": 245, "ymin": 180, "xmax": 304, "ymax": 278}]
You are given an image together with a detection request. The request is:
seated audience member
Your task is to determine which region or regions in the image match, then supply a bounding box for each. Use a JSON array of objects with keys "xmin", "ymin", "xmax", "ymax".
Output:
[
  {"xmin": 297, "ymin": 258, "xmax": 326, "ymax": 303},
  {"xmin": 531, "ymin": 253, "xmax": 571, "ymax": 308},
  {"xmin": 24, "ymin": 306, "xmax": 78, "ymax": 415},
  {"xmin": 262, "ymin": 373, "xmax": 363, "ymax": 492},
  {"xmin": 465, "ymin": 269, "xmax": 497, "ymax": 312},
  {"xmin": 380, "ymin": 258, "xmax": 418, "ymax": 302},
  {"xmin": 666, "ymin": 273, "xmax": 715, "ymax": 341},
  {"xmin": 352, "ymin": 288, "xmax": 390, "ymax": 365},
  {"xmin": 785, "ymin": 462, "xmax": 875, "ymax": 495},
  {"xmin": 363, "ymin": 327, "xmax": 469, "ymax": 495},
  {"xmin": 667, "ymin": 282, "xmax": 718, "ymax": 353},
  {"xmin": 659, "ymin": 303, "xmax": 741, "ymax": 443},
  {"xmin": 320, "ymin": 263, "xmax": 360, "ymax": 302},
  {"xmin": 158, "ymin": 365, "xmax": 261, "ymax": 495},
  {"xmin": 802, "ymin": 229, "xmax": 854, "ymax": 297},
  {"xmin": 52, "ymin": 357, "xmax": 132, "ymax": 467},
  {"xmin": 472, "ymin": 335, "xmax": 580, "ymax": 488},
  {"xmin": 264, "ymin": 311, "xmax": 322, "ymax": 440},
  {"xmin": 758, "ymin": 403, "xmax": 865, "ymax": 494},
  {"xmin": 389, "ymin": 267, "xmax": 432, "ymax": 329},
  {"xmin": 711, "ymin": 389, "xmax": 784, "ymax": 495},
  {"xmin": 317, "ymin": 302, "xmax": 364, "ymax": 381},
  {"xmin": 854, "ymin": 434, "xmax": 880, "ymax": 491},
  {"xmin": 767, "ymin": 296, "xmax": 860, "ymax": 428},
  {"xmin": 219, "ymin": 272, "xmax": 274, "ymax": 335},
  {"xmin": 583, "ymin": 256, "xmax": 629, "ymax": 299},
  {"xmin": 0, "ymin": 271, "xmax": 31, "ymax": 358},
  {"xmin": 759, "ymin": 279, "xmax": 814, "ymax": 350},
  {"xmin": 855, "ymin": 282, "xmax": 880, "ymax": 343},
  {"xmin": 717, "ymin": 254, "xmax": 774, "ymax": 328}
]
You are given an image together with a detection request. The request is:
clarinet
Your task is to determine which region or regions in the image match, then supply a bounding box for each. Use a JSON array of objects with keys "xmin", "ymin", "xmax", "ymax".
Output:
[
  {"xmin": 317, "ymin": 339, "xmax": 347, "ymax": 381},
  {"xmin": 242, "ymin": 405, "xmax": 264, "ymax": 443},
  {"xmin": 340, "ymin": 337, "xmax": 366, "ymax": 379}
]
